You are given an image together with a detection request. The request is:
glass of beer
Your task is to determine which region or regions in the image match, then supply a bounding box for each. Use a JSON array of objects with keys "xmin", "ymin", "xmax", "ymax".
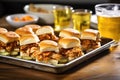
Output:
[
  {"xmin": 72, "ymin": 9, "xmax": 92, "ymax": 32},
  {"xmin": 53, "ymin": 5, "xmax": 73, "ymax": 31},
  {"xmin": 95, "ymin": 3, "xmax": 120, "ymax": 41}
]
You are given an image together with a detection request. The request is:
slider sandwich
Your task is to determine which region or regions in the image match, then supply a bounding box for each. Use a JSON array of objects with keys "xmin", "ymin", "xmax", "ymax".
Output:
[
  {"xmin": 36, "ymin": 40, "xmax": 63, "ymax": 64},
  {"xmin": 36, "ymin": 26, "xmax": 58, "ymax": 41},
  {"xmin": 80, "ymin": 29, "xmax": 101, "ymax": 52},
  {"xmin": 0, "ymin": 31, "xmax": 20, "ymax": 56},
  {"xmin": 59, "ymin": 37, "xmax": 84, "ymax": 61},
  {"xmin": 20, "ymin": 34, "xmax": 40, "ymax": 59},
  {"xmin": 0, "ymin": 28, "xmax": 8, "ymax": 55},
  {"xmin": 59, "ymin": 28, "xmax": 81, "ymax": 39}
]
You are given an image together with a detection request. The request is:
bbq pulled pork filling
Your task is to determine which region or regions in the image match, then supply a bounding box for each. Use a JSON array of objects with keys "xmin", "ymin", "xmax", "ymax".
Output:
[
  {"xmin": 60, "ymin": 47, "xmax": 83, "ymax": 60},
  {"xmin": 20, "ymin": 43, "xmax": 39, "ymax": 58},
  {"xmin": 0, "ymin": 41, "xmax": 19, "ymax": 55},
  {"xmin": 81, "ymin": 39, "xmax": 100, "ymax": 52},
  {"xmin": 38, "ymin": 34, "xmax": 59, "ymax": 41},
  {"xmin": 6, "ymin": 41, "xmax": 20, "ymax": 52},
  {"xmin": 37, "ymin": 51, "xmax": 62, "ymax": 63},
  {"xmin": 0, "ymin": 41, "xmax": 6, "ymax": 51}
]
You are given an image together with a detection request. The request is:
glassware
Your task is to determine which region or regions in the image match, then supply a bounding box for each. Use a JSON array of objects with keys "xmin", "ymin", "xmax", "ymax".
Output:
[
  {"xmin": 95, "ymin": 3, "xmax": 120, "ymax": 41},
  {"xmin": 72, "ymin": 9, "xmax": 92, "ymax": 32},
  {"xmin": 53, "ymin": 5, "xmax": 73, "ymax": 32}
]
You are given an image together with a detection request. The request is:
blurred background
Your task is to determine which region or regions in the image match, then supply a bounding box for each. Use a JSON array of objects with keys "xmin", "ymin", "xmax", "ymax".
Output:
[{"xmin": 0, "ymin": 0, "xmax": 120, "ymax": 17}]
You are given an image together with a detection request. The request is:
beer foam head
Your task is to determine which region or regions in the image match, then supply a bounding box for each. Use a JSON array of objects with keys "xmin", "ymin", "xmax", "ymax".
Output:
[
  {"xmin": 97, "ymin": 13, "xmax": 120, "ymax": 17},
  {"xmin": 95, "ymin": 4, "xmax": 120, "ymax": 17}
]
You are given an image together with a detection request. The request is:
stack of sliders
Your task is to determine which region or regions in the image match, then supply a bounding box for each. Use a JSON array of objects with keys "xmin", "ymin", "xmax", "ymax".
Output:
[
  {"xmin": 80, "ymin": 29, "xmax": 101, "ymax": 52},
  {"xmin": 36, "ymin": 26, "xmax": 58, "ymax": 41},
  {"xmin": 0, "ymin": 27, "xmax": 20, "ymax": 56},
  {"xmin": 0, "ymin": 25, "xmax": 101, "ymax": 65},
  {"xmin": 15, "ymin": 25, "xmax": 40, "ymax": 60}
]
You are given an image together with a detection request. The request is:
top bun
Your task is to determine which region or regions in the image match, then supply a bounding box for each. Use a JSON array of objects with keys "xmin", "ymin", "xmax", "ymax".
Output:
[
  {"xmin": 59, "ymin": 37, "xmax": 81, "ymax": 49},
  {"xmin": 24, "ymin": 24, "xmax": 41, "ymax": 32},
  {"xmin": 0, "ymin": 33, "xmax": 9, "ymax": 43},
  {"xmin": 0, "ymin": 31, "xmax": 20, "ymax": 43},
  {"xmin": 39, "ymin": 40, "xmax": 59, "ymax": 53},
  {"xmin": 59, "ymin": 28, "xmax": 81, "ymax": 38},
  {"xmin": 81, "ymin": 29, "xmax": 100, "ymax": 41},
  {"xmin": 0, "ymin": 27, "xmax": 8, "ymax": 34},
  {"xmin": 15, "ymin": 27, "xmax": 34, "ymax": 36},
  {"xmin": 36, "ymin": 26, "xmax": 54, "ymax": 35},
  {"xmin": 20, "ymin": 34, "xmax": 40, "ymax": 45}
]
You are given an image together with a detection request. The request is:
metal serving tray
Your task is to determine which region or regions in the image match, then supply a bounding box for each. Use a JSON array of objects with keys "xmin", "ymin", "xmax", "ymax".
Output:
[{"xmin": 0, "ymin": 38, "xmax": 114, "ymax": 73}]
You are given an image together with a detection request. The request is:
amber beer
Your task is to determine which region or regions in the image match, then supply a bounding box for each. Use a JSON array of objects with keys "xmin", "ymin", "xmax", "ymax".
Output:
[
  {"xmin": 53, "ymin": 6, "xmax": 73, "ymax": 31},
  {"xmin": 95, "ymin": 3, "xmax": 120, "ymax": 41},
  {"xmin": 72, "ymin": 9, "xmax": 92, "ymax": 32},
  {"xmin": 98, "ymin": 15, "xmax": 120, "ymax": 41}
]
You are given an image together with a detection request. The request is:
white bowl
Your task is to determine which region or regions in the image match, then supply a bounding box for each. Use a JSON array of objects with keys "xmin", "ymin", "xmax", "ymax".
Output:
[
  {"xmin": 24, "ymin": 4, "xmax": 62, "ymax": 24},
  {"xmin": 6, "ymin": 13, "xmax": 39, "ymax": 28}
]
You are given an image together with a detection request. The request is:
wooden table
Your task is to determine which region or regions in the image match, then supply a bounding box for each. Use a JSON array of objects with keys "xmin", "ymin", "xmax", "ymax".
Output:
[{"xmin": 0, "ymin": 16, "xmax": 120, "ymax": 80}]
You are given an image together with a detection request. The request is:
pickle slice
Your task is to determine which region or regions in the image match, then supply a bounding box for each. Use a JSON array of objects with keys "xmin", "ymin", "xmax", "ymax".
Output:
[
  {"xmin": 0, "ymin": 52, "xmax": 10, "ymax": 56},
  {"xmin": 58, "ymin": 58, "xmax": 68, "ymax": 64},
  {"xmin": 22, "ymin": 56, "xmax": 33, "ymax": 60},
  {"xmin": 11, "ymin": 51, "xmax": 19, "ymax": 56},
  {"xmin": 16, "ymin": 56, "xmax": 22, "ymax": 59}
]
